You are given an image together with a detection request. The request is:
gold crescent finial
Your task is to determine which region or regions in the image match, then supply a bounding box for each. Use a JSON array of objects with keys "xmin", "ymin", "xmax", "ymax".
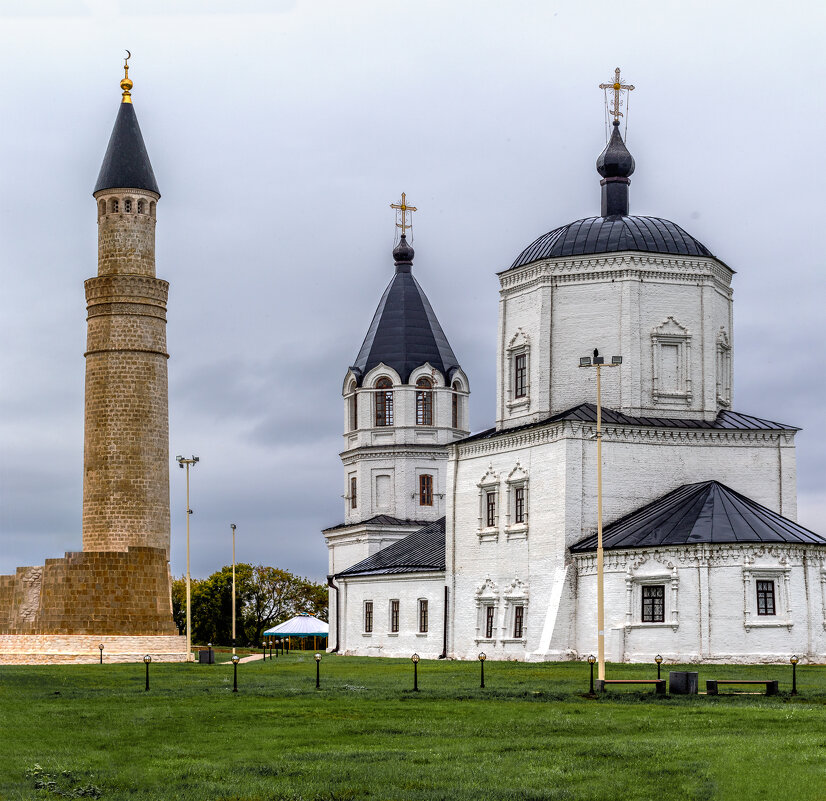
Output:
[{"xmin": 121, "ymin": 50, "xmax": 133, "ymax": 104}]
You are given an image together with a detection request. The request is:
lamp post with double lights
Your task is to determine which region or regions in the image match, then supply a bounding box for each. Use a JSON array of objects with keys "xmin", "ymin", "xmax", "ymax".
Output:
[
  {"xmin": 176, "ymin": 455, "xmax": 199, "ymax": 661},
  {"xmin": 578, "ymin": 350, "xmax": 622, "ymax": 682},
  {"xmin": 230, "ymin": 523, "xmax": 237, "ymax": 655}
]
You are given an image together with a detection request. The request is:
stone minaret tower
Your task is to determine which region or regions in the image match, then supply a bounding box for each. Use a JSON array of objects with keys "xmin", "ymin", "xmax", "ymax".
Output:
[{"xmin": 83, "ymin": 61, "xmax": 169, "ymax": 556}]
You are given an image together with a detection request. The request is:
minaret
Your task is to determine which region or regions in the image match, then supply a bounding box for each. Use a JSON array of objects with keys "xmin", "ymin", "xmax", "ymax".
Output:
[{"xmin": 83, "ymin": 59, "xmax": 169, "ymax": 556}]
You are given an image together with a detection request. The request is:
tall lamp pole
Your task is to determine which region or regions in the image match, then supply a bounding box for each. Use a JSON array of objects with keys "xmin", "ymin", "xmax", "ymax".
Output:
[
  {"xmin": 177, "ymin": 455, "xmax": 199, "ymax": 662},
  {"xmin": 579, "ymin": 350, "xmax": 622, "ymax": 682},
  {"xmin": 231, "ymin": 523, "xmax": 237, "ymax": 656}
]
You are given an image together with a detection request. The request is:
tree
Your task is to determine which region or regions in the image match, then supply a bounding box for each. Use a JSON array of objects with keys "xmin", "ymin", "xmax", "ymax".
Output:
[{"xmin": 172, "ymin": 565, "xmax": 328, "ymax": 646}]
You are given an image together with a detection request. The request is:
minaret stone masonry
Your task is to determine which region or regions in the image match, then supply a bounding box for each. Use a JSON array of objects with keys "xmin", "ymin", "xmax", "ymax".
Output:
[{"xmin": 82, "ymin": 187, "xmax": 169, "ymax": 555}]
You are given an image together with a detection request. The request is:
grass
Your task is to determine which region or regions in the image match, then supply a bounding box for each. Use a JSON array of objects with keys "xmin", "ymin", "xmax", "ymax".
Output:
[{"xmin": 1, "ymin": 655, "xmax": 825, "ymax": 800}]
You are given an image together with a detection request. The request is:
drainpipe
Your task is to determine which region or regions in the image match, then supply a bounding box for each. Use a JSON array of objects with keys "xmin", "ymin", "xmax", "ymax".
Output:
[
  {"xmin": 327, "ymin": 575, "xmax": 340, "ymax": 653},
  {"xmin": 439, "ymin": 585, "xmax": 448, "ymax": 659}
]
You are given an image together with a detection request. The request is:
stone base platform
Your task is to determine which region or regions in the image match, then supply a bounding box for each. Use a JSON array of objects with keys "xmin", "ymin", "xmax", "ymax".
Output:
[{"xmin": 0, "ymin": 634, "xmax": 188, "ymax": 664}]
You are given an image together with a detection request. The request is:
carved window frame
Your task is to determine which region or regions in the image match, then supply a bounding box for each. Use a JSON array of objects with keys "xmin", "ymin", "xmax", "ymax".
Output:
[
  {"xmin": 502, "ymin": 578, "xmax": 529, "ymax": 644},
  {"xmin": 474, "ymin": 578, "xmax": 499, "ymax": 644},
  {"xmin": 743, "ymin": 566, "xmax": 792, "ymax": 630},
  {"xmin": 506, "ymin": 329, "xmax": 531, "ymax": 412},
  {"xmin": 505, "ymin": 463, "xmax": 529, "ymax": 541},
  {"xmin": 624, "ymin": 561, "xmax": 679, "ymax": 631},
  {"xmin": 477, "ymin": 466, "xmax": 500, "ymax": 541},
  {"xmin": 651, "ymin": 317, "xmax": 692, "ymax": 405},
  {"xmin": 716, "ymin": 328, "xmax": 732, "ymax": 407}
]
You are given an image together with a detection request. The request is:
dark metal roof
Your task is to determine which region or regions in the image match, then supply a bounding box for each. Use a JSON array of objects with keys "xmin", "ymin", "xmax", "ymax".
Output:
[
  {"xmin": 336, "ymin": 518, "xmax": 446, "ymax": 577},
  {"xmin": 322, "ymin": 515, "xmax": 432, "ymax": 534},
  {"xmin": 571, "ymin": 481, "xmax": 826, "ymax": 552},
  {"xmin": 351, "ymin": 241, "xmax": 460, "ymax": 385},
  {"xmin": 509, "ymin": 215, "xmax": 715, "ymax": 270},
  {"xmin": 94, "ymin": 101, "xmax": 159, "ymax": 196},
  {"xmin": 460, "ymin": 403, "xmax": 798, "ymax": 444}
]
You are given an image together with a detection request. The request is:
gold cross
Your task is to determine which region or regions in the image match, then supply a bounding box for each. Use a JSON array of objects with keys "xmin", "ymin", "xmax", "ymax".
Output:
[
  {"xmin": 599, "ymin": 67, "xmax": 634, "ymax": 122},
  {"xmin": 390, "ymin": 192, "xmax": 417, "ymax": 236}
]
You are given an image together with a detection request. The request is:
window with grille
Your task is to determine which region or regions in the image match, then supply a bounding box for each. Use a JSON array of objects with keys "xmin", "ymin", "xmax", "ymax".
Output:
[
  {"xmin": 390, "ymin": 600, "xmax": 399, "ymax": 633},
  {"xmin": 513, "ymin": 606, "xmax": 524, "ymax": 639},
  {"xmin": 514, "ymin": 353, "xmax": 527, "ymax": 398},
  {"xmin": 514, "ymin": 486, "xmax": 525, "ymax": 524},
  {"xmin": 756, "ymin": 581, "xmax": 776, "ymax": 616},
  {"xmin": 375, "ymin": 378, "xmax": 394, "ymax": 426},
  {"xmin": 348, "ymin": 382, "xmax": 358, "ymax": 431},
  {"xmin": 418, "ymin": 599, "xmax": 428, "ymax": 633},
  {"xmin": 641, "ymin": 585, "xmax": 665, "ymax": 623},
  {"xmin": 364, "ymin": 601, "xmax": 373, "ymax": 633},
  {"xmin": 486, "ymin": 491, "xmax": 496, "ymax": 528},
  {"xmin": 349, "ymin": 476, "xmax": 357, "ymax": 510},
  {"xmin": 416, "ymin": 377, "xmax": 433, "ymax": 425},
  {"xmin": 419, "ymin": 474, "xmax": 433, "ymax": 506},
  {"xmin": 485, "ymin": 605, "xmax": 495, "ymax": 638}
]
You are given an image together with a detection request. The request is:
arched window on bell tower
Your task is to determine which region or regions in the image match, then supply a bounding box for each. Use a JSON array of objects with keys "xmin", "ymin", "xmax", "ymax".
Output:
[
  {"xmin": 347, "ymin": 380, "xmax": 358, "ymax": 431},
  {"xmin": 375, "ymin": 377, "xmax": 394, "ymax": 426},
  {"xmin": 416, "ymin": 377, "xmax": 433, "ymax": 425}
]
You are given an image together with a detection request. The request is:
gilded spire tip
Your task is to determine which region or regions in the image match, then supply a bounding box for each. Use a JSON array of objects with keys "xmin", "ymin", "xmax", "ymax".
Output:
[{"xmin": 121, "ymin": 49, "xmax": 133, "ymax": 104}]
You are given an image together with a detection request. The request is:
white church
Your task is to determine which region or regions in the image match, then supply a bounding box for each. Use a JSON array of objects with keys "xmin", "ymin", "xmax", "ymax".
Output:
[{"xmin": 322, "ymin": 93, "xmax": 826, "ymax": 665}]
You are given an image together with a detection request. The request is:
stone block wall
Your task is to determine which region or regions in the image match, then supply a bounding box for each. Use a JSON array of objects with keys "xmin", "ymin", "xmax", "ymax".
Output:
[{"xmin": 0, "ymin": 546, "xmax": 178, "ymax": 636}]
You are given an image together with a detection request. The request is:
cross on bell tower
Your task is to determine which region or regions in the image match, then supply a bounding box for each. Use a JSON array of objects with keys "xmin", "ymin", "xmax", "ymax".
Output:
[{"xmin": 390, "ymin": 192, "xmax": 417, "ymax": 237}]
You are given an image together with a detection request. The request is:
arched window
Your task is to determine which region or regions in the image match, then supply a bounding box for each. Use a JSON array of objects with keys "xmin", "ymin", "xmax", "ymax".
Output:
[
  {"xmin": 149, "ymin": 201, "xmax": 156, "ymax": 218},
  {"xmin": 452, "ymin": 380, "xmax": 461, "ymax": 429},
  {"xmin": 375, "ymin": 378, "xmax": 394, "ymax": 426},
  {"xmin": 98, "ymin": 199, "xmax": 106, "ymax": 217},
  {"xmin": 348, "ymin": 381, "xmax": 358, "ymax": 431},
  {"xmin": 137, "ymin": 200, "xmax": 145, "ymax": 214},
  {"xmin": 416, "ymin": 377, "xmax": 433, "ymax": 425},
  {"xmin": 124, "ymin": 198, "xmax": 132, "ymax": 213},
  {"xmin": 110, "ymin": 198, "xmax": 119, "ymax": 213}
]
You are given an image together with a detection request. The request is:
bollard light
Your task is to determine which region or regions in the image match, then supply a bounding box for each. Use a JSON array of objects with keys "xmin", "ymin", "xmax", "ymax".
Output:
[
  {"xmin": 479, "ymin": 652, "xmax": 487, "ymax": 689},
  {"xmin": 231, "ymin": 654, "xmax": 240, "ymax": 693},
  {"xmin": 655, "ymin": 654, "xmax": 663, "ymax": 681},
  {"xmin": 790, "ymin": 655, "xmax": 799, "ymax": 695},
  {"xmin": 262, "ymin": 641, "xmax": 266, "ymax": 661},
  {"xmin": 143, "ymin": 654, "xmax": 152, "ymax": 691},
  {"xmin": 411, "ymin": 653, "xmax": 420, "ymax": 692},
  {"xmin": 315, "ymin": 652, "xmax": 322, "ymax": 689},
  {"xmin": 99, "ymin": 643, "xmax": 104, "ymax": 665},
  {"xmin": 587, "ymin": 654, "xmax": 596, "ymax": 694}
]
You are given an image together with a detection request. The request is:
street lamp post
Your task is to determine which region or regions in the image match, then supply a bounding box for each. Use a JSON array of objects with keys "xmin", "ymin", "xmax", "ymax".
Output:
[
  {"xmin": 411, "ymin": 653, "xmax": 420, "ymax": 692},
  {"xmin": 315, "ymin": 653, "xmax": 322, "ymax": 688},
  {"xmin": 655, "ymin": 654, "xmax": 663, "ymax": 680},
  {"xmin": 232, "ymin": 654, "xmax": 240, "ymax": 692},
  {"xmin": 143, "ymin": 654, "xmax": 152, "ymax": 691},
  {"xmin": 587, "ymin": 654, "xmax": 596, "ymax": 694},
  {"xmin": 790, "ymin": 655, "xmax": 799, "ymax": 695},
  {"xmin": 177, "ymin": 455, "xmax": 199, "ymax": 662},
  {"xmin": 99, "ymin": 643, "xmax": 104, "ymax": 665},
  {"xmin": 578, "ymin": 351, "xmax": 622, "ymax": 682},
  {"xmin": 230, "ymin": 523, "xmax": 237, "ymax": 655},
  {"xmin": 478, "ymin": 652, "xmax": 486, "ymax": 689}
]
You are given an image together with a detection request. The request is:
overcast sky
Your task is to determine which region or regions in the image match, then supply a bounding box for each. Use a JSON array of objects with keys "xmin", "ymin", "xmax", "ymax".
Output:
[{"xmin": 1, "ymin": 0, "xmax": 824, "ymax": 583}]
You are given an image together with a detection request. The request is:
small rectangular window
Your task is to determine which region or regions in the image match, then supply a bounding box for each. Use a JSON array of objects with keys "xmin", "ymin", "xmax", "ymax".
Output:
[
  {"xmin": 756, "ymin": 580, "xmax": 776, "ymax": 616},
  {"xmin": 514, "ymin": 486, "xmax": 525, "ymax": 524},
  {"xmin": 486, "ymin": 491, "xmax": 496, "ymax": 528},
  {"xmin": 452, "ymin": 392, "xmax": 459, "ymax": 428},
  {"xmin": 641, "ymin": 585, "xmax": 665, "ymax": 623},
  {"xmin": 419, "ymin": 474, "xmax": 433, "ymax": 506},
  {"xmin": 350, "ymin": 476, "xmax": 357, "ymax": 510},
  {"xmin": 418, "ymin": 599, "xmax": 429, "ymax": 633},
  {"xmin": 364, "ymin": 601, "xmax": 373, "ymax": 633},
  {"xmin": 485, "ymin": 605, "xmax": 495, "ymax": 639},
  {"xmin": 514, "ymin": 353, "xmax": 527, "ymax": 398},
  {"xmin": 390, "ymin": 600, "xmax": 399, "ymax": 633},
  {"xmin": 350, "ymin": 393, "xmax": 358, "ymax": 431},
  {"xmin": 513, "ymin": 606, "xmax": 524, "ymax": 639}
]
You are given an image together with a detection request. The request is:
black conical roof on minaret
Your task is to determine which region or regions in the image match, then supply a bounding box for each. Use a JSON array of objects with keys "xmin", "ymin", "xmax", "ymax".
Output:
[
  {"xmin": 94, "ymin": 101, "xmax": 159, "ymax": 196},
  {"xmin": 351, "ymin": 235, "xmax": 460, "ymax": 385}
]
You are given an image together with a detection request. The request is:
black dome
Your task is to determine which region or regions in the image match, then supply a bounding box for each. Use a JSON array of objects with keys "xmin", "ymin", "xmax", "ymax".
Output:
[
  {"xmin": 510, "ymin": 215, "xmax": 715, "ymax": 269},
  {"xmin": 597, "ymin": 120, "xmax": 635, "ymax": 179}
]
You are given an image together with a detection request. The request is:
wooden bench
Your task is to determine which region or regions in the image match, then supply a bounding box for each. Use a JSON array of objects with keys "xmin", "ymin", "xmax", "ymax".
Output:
[
  {"xmin": 595, "ymin": 679, "xmax": 666, "ymax": 694},
  {"xmin": 706, "ymin": 679, "xmax": 778, "ymax": 696}
]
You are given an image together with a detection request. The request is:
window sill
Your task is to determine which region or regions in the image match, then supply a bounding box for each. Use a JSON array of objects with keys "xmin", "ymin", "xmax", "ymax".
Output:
[
  {"xmin": 500, "ymin": 638, "xmax": 527, "ymax": 645},
  {"xmin": 624, "ymin": 622, "xmax": 678, "ymax": 631},
  {"xmin": 506, "ymin": 526, "xmax": 528, "ymax": 541},
  {"xmin": 744, "ymin": 620, "xmax": 793, "ymax": 631},
  {"xmin": 416, "ymin": 632, "xmax": 429, "ymax": 637},
  {"xmin": 387, "ymin": 633, "xmax": 398, "ymax": 637},
  {"xmin": 362, "ymin": 632, "xmax": 372, "ymax": 637},
  {"xmin": 477, "ymin": 529, "xmax": 499, "ymax": 542},
  {"xmin": 475, "ymin": 638, "xmax": 496, "ymax": 644},
  {"xmin": 506, "ymin": 398, "xmax": 530, "ymax": 412}
]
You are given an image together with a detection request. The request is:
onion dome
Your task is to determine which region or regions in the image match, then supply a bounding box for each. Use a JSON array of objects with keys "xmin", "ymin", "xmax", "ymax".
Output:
[
  {"xmin": 509, "ymin": 119, "xmax": 716, "ymax": 269},
  {"xmin": 350, "ymin": 238, "xmax": 460, "ymax": 385},
  {"xmin": 94, "ymin": 68, "xmax": 159, "ymax": 196}
]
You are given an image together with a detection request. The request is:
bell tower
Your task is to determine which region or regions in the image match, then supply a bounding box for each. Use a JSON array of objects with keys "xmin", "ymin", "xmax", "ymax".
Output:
[{"xmin": 83, "ymin": 58, "xmax": 169, "ymax": 556}]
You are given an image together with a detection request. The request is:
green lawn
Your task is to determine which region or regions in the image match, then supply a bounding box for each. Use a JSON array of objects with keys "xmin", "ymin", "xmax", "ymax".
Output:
[{"xmin": 1, "ymin": 655, "xmax": 824, "ymax": 800}]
